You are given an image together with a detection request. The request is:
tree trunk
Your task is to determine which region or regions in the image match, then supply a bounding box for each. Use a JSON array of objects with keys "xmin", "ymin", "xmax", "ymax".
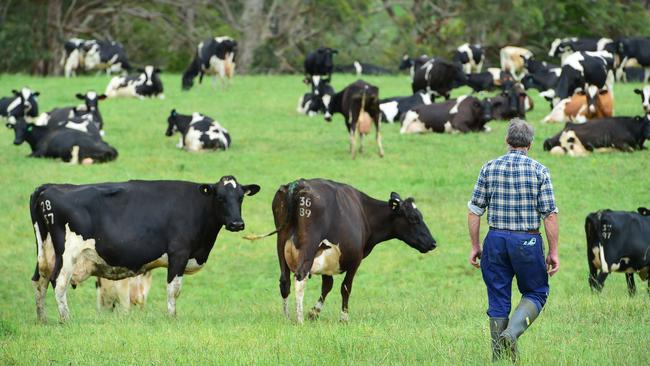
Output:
[
  {"xmin": 237, "ymin": 0, "xmax": 266, "ymax": 73},
  {"xmin": 45, "ymin": 0, "xmax": 62, "ymax": 75}
]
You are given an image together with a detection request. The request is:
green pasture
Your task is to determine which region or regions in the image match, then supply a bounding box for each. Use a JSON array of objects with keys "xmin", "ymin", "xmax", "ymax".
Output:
[{"xmin": 0, "ymin": 73, "xmax": 648, "ymax": 365}]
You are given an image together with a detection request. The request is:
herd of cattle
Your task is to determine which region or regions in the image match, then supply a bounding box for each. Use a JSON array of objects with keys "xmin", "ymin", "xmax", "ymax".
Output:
[{"xmin": 1, "ymin": 35, "xmax": 648, "ymax": 324}]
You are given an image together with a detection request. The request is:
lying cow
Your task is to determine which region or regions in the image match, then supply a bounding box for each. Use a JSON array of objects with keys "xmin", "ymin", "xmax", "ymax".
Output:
[
  {"xmin": 500, "ymin": 46, "xmax": 533, "ymax": 80},
  {"xmin": 35, "ymin": 91, "xmax": 106, "ymax": 134},
  {"xmin": 10, "ymin": 117, "xmax": 117, "ymax": 164},
  {"xmin": 324, "ymin": 80, "xmax": 384, "ymax": 158},
  {"xmin": 544, "ymin": 115, "xmax": 650, "ymax": 156},
  {"xmin": 411, "ymin": 58, "xmax": 466, "ymax": 100},
  {"xmin": 522, "ymin": 55, "xmax": 558, "ymax": 74},
  {"xmin": 585, "ymin": 208, "xmax": 650, "ymax": 296},
  {"xmin": 182, "ymin": 36, "xmax": 237, "ymax": 90},
  {"xmin": 245, "ymin": 179, "xmax": 436, "ymax": 323},
  {"xmin": 486, "ymin": 82, "xmax": 531, "ymax": 120},
  {"xmin": 521, "ymin": 68, "xmax": 561, "ymax": 92},
  {"xmin": 1, "ymin": 88, "xmax": 40, "ymax": 123},
  {"xmin": 96, "ymin": 272, "xmax": 153, "ymax": 311},
  {"xmin": 634, "ymin": 86, "xmax": 650, "ymax": 113},
  {"xmin": 463, "ymin": 68, "xmax": 514, "ymax": 93},
  {"xmin": 379, "ymin": 92, "xmax": 432, "ymax": 123},
  {"xmin": 453, "ymin": 43, "xmax": 484, "ymax": 74},
  {"xmin": 542, "ymin": 86, "xmax": 612, "ymax": 124},
  {"xmin": 297, "ymin": 81, "xmax": 335, "ymax": 116},
  {"xmin": 30, "ymin": 175, "xmax": 260, "ymax": 322},
  {"xmin": 105, "ymin": 66, "xmax": 164, "ymax": 99},
  {"xmin": 166, "ymin": 109, "xmax": 231, "ymax": 152},
  {"xmin": 400, "ymin": 95, "xmax": 492, "ymax": 134}
]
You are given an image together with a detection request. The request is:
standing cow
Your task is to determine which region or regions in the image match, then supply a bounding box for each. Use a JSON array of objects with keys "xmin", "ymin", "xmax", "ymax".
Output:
[
  {"xmin": 548, "ymin": 37, "xmax": 614, "ymax": 63},
  {"xmin": 500, "ymin": 46, "xmax": 533, "ymax": 80},
  {"xmin": 411, "ymin": 59, "xmax": 466, "ymax": 100},
  {"xmin": 399, "ymin": 54, "xmax": 431, "ymax": 78},
  {"xmin": 304, "ymin": 47, "xmax": 338, "ymax": 92},
  {"xmin": 453, "ymin": 43, "xmax": 484, "ymax": 74},
  {"xmin": 616, "ymin": 38, "xmax": 650, "ymax": 83},
  {"xmin": 61, "ymin": 38, "xmax": 88, "ymax": 78},
  {"xmin": 182, "ymin": 36, "xmax": 237, "ymax": 90},
  {"xmin": 30, "ymin": 176, "xmax": 260, "ymax": 322},
  {"xmin": 83, "ymin": 40, "xmax": 131, "ymax": 75}
]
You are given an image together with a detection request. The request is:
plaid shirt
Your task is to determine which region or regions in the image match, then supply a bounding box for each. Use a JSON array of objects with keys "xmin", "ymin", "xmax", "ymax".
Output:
[{"xmin": 468, "ymin": 150, "xmax": 558, "ymax": 231}]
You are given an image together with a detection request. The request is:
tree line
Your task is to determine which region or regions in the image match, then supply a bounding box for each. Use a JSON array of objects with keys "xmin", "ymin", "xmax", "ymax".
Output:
[{"xmin": 1, "ymin": 0, "xmax": 649, "ymax": 75}]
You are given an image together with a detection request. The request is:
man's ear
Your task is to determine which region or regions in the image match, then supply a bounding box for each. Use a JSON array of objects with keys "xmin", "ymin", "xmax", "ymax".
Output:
[
  {"xmin": 389, "ymin": 192, "xmax": 402, "ymax": 211},
  {"xmin": 199, "ymin": 184, "xmax": 213, "ymax": 196},
  {"xmin": 76, "ymin": 93, "xmax": 85, "ymax": 100},
  {"xmin": 242, "ymin": 184, "xmax": 261, "ymax": 196}
]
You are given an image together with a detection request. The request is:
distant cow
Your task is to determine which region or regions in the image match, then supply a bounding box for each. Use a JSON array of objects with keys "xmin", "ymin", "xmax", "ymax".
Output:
[
  {"xmin": 61, "ymin": 38, "xmax": 87, "ymax": 78},
  {"xmin": 96, "ymin": 272, "xmax": 153, "ymax": 311},
  {"xmin": 10, "ymin": 117, "xmax": 118, "ymax": 164},
  {"xmin": 83, "ymin": 40, "xmax": 131, "ymax": 75},
  {"xmin": 105, "ymin": 66, "xmax": 164, "ymax": 99},
  {"xmin": 634, "ymin": 86, "xmax": 650, "ymax": 113},
  {"xmin": 521, "ymin": 68, "xmax": 561, "ymax": 92},
  {"xmin": 500, "ymin": 46, "xmax": 533, "ymax": 80},
  {"xmin": 35, "ymin": 91, "xmax": 107, "ymax": 134},
  {"xmin": 324, "ymin": 80, "xmax": 383, "ymax": 158},
  {"xmin": 297, "ymin": 81, "xmax": 335, "ymax": 117},
  {"xmin": 522, "ymin": 56, "xmax": 558, "ymax": 74},
  {"xmin": 304, "ymin": 47, "xmax": 338, "ymax": 91},
  {"xmin": 165, "ymin": 109, "xmax": 231, "ymax": 152},
  {"xmin": 548, "ymin": 37, "xmax": 614, "ymax": 63},
  {"xmin": 453, "ymin": 43, "xmax": 484, "ymax": 74},
  {"xmin": 544, "ymin": 116, "xmax": 650, "ymax": 156},
  {"xmin": 463, "ymin": 68, "xmax": 514, "ymax": 93},
  {"xmin": 542, "ymin": 86, "xmax": 613, "ymax": 124},
  {"xmin": 30, "ymin": 176, "xmax": 260, "ymax": 322},
  {"xmin": 334, "ymin": 61, "xmax": 392, "ymax": 75},
  {"xmin": 616, "ymin": 38, "xmax": 650, "ymax": 83},
  {"xmin": 399, "ymin": 54, "xmax": 431, "ymax": 78},
  {"xmin": 254, "ymin": 178, "xmax": 436, "ymax": 323},
  {"xmin": 400, "ymin": 95, "xmax": 492, "ymax": 134},
  {"xmin": 379, "ymin": 92, "xmax": 432, "ymax": 123},
  {"xmin": 1, "ymin": 88, "xmax": 40, "ymax": 122},
  {"xmin": 488, "ymin": 81, "xmax": 532, "ymax": 120},
  {"xmin": 411, "ymin": 59, "xmax": 466, "ymax": 100},
  {"xmin": 182, "ymin": 36, "xmax": 237, "ymax": 90},
  {"xmin": 585, "ymin": 208, "xmax": 650, "ymax": 296}
]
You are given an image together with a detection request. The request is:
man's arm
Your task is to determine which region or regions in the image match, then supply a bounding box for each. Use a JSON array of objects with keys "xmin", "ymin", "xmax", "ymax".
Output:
[
  {"xmin": 543, "ymin": 212, "xmax": 560, "ymax": 276},
  {"xmin": 468, "ymin": 212, "xmax": 482, "ymax": 268}
]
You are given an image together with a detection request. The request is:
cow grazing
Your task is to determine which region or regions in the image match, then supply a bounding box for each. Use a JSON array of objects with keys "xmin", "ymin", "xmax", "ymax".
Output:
[
  {"xmin": 1, "ymin": 88, "xmax": 40, "ymax": 122},
  {"xmin": 500, "ymin": 46, "xmax": 533, "ymax": 80},
  {"xmin": 616, "ymin": 38, "xmax": 650, "ymax": 83},
  {"xmin": 400, "ymin": 95, "xmax": 492, "ymax": 134},
  {"xmin": 453, "ymin": 43, "xmax": 484, "ymax": 74},
  {"xmin": 379, "ymin": 92, "xmax": 432, "ymax": 124},
  {"xmin": 166, "ymin": 109, "xmax": 231, "ymax": 152},
  {"xmin": 297, "ymin": 81, "xmax": 336, "ymax": 117},
  {"xmin": 548, "ymin": 37, "xmax": 614, "ymax": 63},
  {"xmin": 399, "ymin": 54, "xmax": 431, "ymax": 78},
  {"xmin": 585, "ymin": 208, "xmax": 650, "ymax": 296},
  {"xmin": 96, "ymin": 272, "xmax": 153, "ymax": 311},
  {"xmin": 182, "ymin": 36, "xmax": 237, "ymax": 90},
  {"xmin": 304, "ymin": 47, "xmax": 338, "ymax": 91},
  {"xmin": 334, "ymin": 61, "xmax": 392, "ymax": 76},
  {"xmin": 105, "ymin": 66, "xmax": 164, "ymax": 99},
  {"xmin": 10, "ymin": 117, "xmax": 118, "ymax": 164},
  {"xmin": 324, "ymin": 80, "xmax": 384, "ymax": 158},
  {"xmin": 35, "ymin": 91, "xmax": 106, "ymax": 134},
  {"xmin": 83, "ymin": 40, "xmax": 131, "ymax": 75},
  {"xmin": 544, "ymin": 115, "xmax": 650, "ymax": 156},
  {"xmin": 542, "ymin": 86, "xmax": 613, "ymax": 124},
  {"xmin": 634, "ymin": 87, "xmax": 650, "ymax": 114},
  {"xmin": 29, "ymin": 176, "xmax": 260, "ymax": 322},
  {"xmin": 411, "ymin": 59, "xmax": 466, "ymax": 100},
  {"xmin": 61, "ymin": 38, "xmax": 87, "ymax": 78},
  {"xmin": 250, "ymin": 178, "xmax": 436, "ymax": 323}
]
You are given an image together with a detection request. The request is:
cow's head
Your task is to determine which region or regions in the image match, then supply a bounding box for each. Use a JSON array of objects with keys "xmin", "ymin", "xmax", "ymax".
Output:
[
  {"xmin": 318, "ymin": 48, "xmax": 338, "ymax": 69},
  {"xmin": 388, "ymin": 192, "xmax": 436, "ymax": 253},
  {"xmin": 10, "ymin": 117, "xmax": 33, "ymax": 145},
  {"xmin": 520, "ymin": 74, "xmax": 535, "ymax": 90},
  {"xmin": 399, "ymin": 54, "xmax": 413, "ymax": 70},
  {"xmin": 76, "ymin": 90, "xmax": 106, "ymax": 112},
  {"xmin": 199, "ymin": 176, "xmax": 260, "ymax": 232},
  {"xmin": 479, "ymin": 98, "xmax": 493, "ymax": 122},
  {"xmin": 10, "ymin": 88, "xmax": 40, "ymax": 118},
  {"xmin": 634, "ymin": 87, "xmax": 650, "ymax": 114},
  {"xmin": 166, "ymin": 109, "xmax": 179, "ymax": 136},
  {"xmin": 579, "ymin": 85, "xmax": 609, "ymax": 114},
  {"xmin": 138, "ymin": 66, "xmax": 162, "ymax": 87},
  {"xmin": 500, "ymin": 82, "xmax": 520, "ymax": 116}
]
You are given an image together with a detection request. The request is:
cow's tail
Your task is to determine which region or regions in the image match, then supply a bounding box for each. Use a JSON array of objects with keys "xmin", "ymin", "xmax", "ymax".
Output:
[
  {"xmin": 30, "ymin": 185, "xmax": 50, "ymax": 282},
  {"xmin": 243, "ymin": 181, "xmax": 300, "ymax": 241},
  {"xmin": 585, "ymin": 212, "xmax": 602, "ymax": 290}
]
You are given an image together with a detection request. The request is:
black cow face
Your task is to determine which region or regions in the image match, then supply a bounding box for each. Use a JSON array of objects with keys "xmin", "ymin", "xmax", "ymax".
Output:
[
  {"xmin": 399, "ymin": 54, "xmax": 413, "ymax": 70},
  {"xmin": 521, "ymin": 74, "xmax": 535, "ymax": 90},
  {"xmin": 634, "ymin": 87, "xmax": 650, "ymax": 114},
  {"xmin": 500, "ymin": 83, "xmax": 520, "ymax": 116},
  {"xmin": 479, "ymin": 99, "xmax": 493, "ymax": 122},
  {"xmin": 200, "ymin": 176, "xmax": 260, "ymax": 232},
  {"xmin": 137, "ymin": 66, "xmax": 162, "ymax": 87},
  {"xmin": 76, "ymin": 91, "xmax": 106, "ymax": 112},
  {"xmin": 166, "ymin": 109, "xmax": 179, "ymax": 136},
  {"xmin": 11, "ymin": 117, "xmax": 31, "ymax": 145},
  {"xmin": 389, "ymin": 192, "xmax": 437, "ymax": 253},
  {"xmin": 11, "ymin": 88, "xmax": 40, "ymax": 118}
]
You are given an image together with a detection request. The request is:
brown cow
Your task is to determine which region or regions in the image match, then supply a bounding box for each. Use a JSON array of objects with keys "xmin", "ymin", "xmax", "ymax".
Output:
[
  {"xmin": 542, "ymin": 86, "xmax": 613, "ymax": 123},
  {"xmin": 248, "ymin": 179, "xmax": 437, "ymax": 323}
]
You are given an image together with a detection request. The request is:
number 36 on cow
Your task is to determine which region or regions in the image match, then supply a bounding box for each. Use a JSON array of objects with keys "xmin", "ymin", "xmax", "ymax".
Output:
[{"xmin": 299, "ymin": 197, "xmax": 312, "ymax": 218}]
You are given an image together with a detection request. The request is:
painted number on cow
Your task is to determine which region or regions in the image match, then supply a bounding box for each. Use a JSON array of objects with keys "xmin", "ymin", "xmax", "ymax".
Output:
[
  {"xmin": 299, "ymin": 197, "xmax": 312, "ymax": 218},
  {"xmin": 40, "ymin": 200, "xmax": 54, "ymax": 224}
]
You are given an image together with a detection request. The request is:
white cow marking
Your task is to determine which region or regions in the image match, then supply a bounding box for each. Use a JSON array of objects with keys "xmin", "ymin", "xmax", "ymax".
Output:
[
  {"xmin": 599, "ymin": 244, "xmax": 609, "ymax": 273},
  {"xmin": 167, "ymin": 276, "xmax": 182, "ymax": 316},
  {"xmin": 400, "ymin": 110, "xmax": 426, "ymax": 134},
  {"xmin": 353, "ymin": 61, "xmax": 362, "ymax": 76},
  {"xmin": 642, "ymin": 86, "xmax": 650, "ymax": 112},
  {"xmin": 64, "ymin": 120, "xmax": 90, "ymax": 133},
  {"xmin": 223, "ymin": 178, "xmax": 237, "ymax": 189},
  {"xmin": 379, "ymin": 101, "xmax": 399, "ymax": 123},
  {"xmin": 295, "ymin": 277, "xmax": 307, "ymax": 324},
  {"xmin": 310, "ymin": 239, "xmax": 342, "ymax": 276},
  {"xmin": 449, "ymin": 95, "xmax": 468, "ymax": 115}
]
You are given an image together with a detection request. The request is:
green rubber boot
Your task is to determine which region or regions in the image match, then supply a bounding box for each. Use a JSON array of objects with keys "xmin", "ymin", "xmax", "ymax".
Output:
[
  {"xmin": 499, "ymin": 298, "xmax": 540, "ymax": 363},
  {"xmin": 489, "ymin": 317, "xmax": 509, "ymax": 362}
]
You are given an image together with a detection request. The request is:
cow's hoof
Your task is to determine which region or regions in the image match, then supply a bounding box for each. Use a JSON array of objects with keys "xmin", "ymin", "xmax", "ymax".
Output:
[
  {"xmin": 339, "ymin": 311, "xmax": 349, "ymax": 323},
  {"xmin": 308, "ymin": 308, "xmax": 320, "ymax": 320}
]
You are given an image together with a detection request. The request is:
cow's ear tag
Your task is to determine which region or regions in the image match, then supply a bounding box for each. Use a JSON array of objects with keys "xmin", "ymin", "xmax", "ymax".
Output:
[
  {"xmin": 199, "ymin": 184, "xmax": 212, "ymax": 195},
  {"xmin": 637, "ymin": 207, "xmax": 650, "ymax": 216},
  {"xmin": 389, "ymin": 192, "xmax": 402, "ymax": 212}
]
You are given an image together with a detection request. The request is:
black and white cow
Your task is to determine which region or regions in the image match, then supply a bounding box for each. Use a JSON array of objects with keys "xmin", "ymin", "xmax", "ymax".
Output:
[
  {"xmin": 400, "ymin": 95, "xmax": 493, "ymax": 134},
  {"xmin": 379, "ymin": 92, "xmax": 432, "ymax": 123},
  {"xmin": 35, "ymin": 91, "xmax": 106, "ymax": 135},
  {"xmin": 453, "ymin": 43, "xmax": 484, "ymax": 74},
  {"xmin": 541, "ymin": 51, "xmax": 615, "ymax": 106},
  {"xmin": 10, "ymin": 117, "xmax": 117, "ymax": 164},
  {"xmin": 585, "ymin": 208, "xmax": 650, "ymax": 296},
  {"xmin": 399, "ymin": 54, "xmax": 431, "ymax": 78},
  {"xmin": 334, "ymin": 61, "xmax": 392, "ymax": 75},
  {"xmin": 83, "ymin": 40, "xmax": 131, "ymax": 75},
  {"xmin": 29, "ymin": 175, "xmax": 260, "ymax": 322},
  {"xmin": 616, "ymin": 38, "xmax": 650, "ymax": 83},
  {"xmin": 61, "ymin": 38, "xmax": 88, "ymax": 78},
  {"xmin": 634, "ymin": 87, "xmax": 650, "ymax": 114},
  {"xmin": 411, "ymin": 59, "xmax": 467, "ymax": 101},
  {"xmin": 521, "ymin": 68, "xmax": 561, "ymax": 92},
  {"xmin": 1, "ymin": 88, "xmax": 40, "ymax": 123},
  {"xmin": 297, "ymin": 81, "xmax": 336, "ymax": 117},
  {"xmin": 303, "ymin": 47, "xmax": 338, "ymax": 91},
  {"xmin": 105, "ymin": 66, "xmax": 164, "ymax": 99},
  {"xmin": 165, "ymin": 110, "xmax": 231, "ymax": 152},
  {"xmin": 182, "ymin": 36, "xmax": 237, "ymax": 90},
  {"xmin": 548, "ymin": 37, "xmax": 614, "ymax": 63},
  {"xmin": 463, "ymin": 69, "xmax": 511, "ymax": 93},
  {"xmin": 522, "ymin": 56, "xmax": 558, "ymax": 74},
  {"xmin": 490, "ymin": 81, "xmax": 532, "ymax": 120}
]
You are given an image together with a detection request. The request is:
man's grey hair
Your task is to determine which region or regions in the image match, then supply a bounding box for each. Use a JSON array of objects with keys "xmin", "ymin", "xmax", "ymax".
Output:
[{"xmin": 506, "ymin": 118, "xmax": 534, "ymax": 148}]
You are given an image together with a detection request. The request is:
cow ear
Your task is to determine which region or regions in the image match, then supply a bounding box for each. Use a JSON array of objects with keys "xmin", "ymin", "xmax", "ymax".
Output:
[
  {"xmin": 154, "ymin": 68, "xmax": 162, "ymax": 73},
  {"xmin": 5, "ymin": 123, "xmax": 14, "ymax": 129},
  {"xmin": 199, "ymin": 184, "xmax": 213, "ymax": 196},
  {"xmin": 638, "ymin": 207, "xmax": 650, "ymax": 216},
  {"xmin": 12, "ymin": 89, "xmax": 19, "ymax": 96},
  {"xmin": 32, "ymin": 92, "xmax": 40, "ymax": 97},
  {"xmin": 76, "ymin": 93, "xmax": 85, "ymax": 100},
  {"xmin": 598, "ymin": 89, "xmax": 609, "ymax": 95},
  {"xmin": 634, "ymin": 88, "xmax": 643, "ymax": 95},
  {"xmin": 98, "ymin": 94, "xmax": 107, "ymax": 100},
  {"xmin": 576, "ymin": 90, "xmax": 586, "ymax": 96},
  {"xmin": 242, "ymin": 184, "xmax": 260, "ymax": 196},
  {"xmin": 170, "ymin": 109, "xmax": 177, "ymax": 117},
  {"xmin": 389, "ymin": 192, "xmax": 402, "ymax": 212}
]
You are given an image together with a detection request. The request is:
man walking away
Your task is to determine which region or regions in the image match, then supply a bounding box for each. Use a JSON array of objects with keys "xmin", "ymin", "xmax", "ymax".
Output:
[{"xmin": 467, "ymin": 118, "xmax": 560, "ymax": 362}]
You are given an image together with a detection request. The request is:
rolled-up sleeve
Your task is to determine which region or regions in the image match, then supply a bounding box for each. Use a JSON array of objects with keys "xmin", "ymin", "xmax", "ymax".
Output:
[
  {"xmin": 468, "ymin": 166, "xmax": 488, "ymax": 216},
  {"xmin": 537, "ymin": 168, "xmax": 558, "ymax": 218}
]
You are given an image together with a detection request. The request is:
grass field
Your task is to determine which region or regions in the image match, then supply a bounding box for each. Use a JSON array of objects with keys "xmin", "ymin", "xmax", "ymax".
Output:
[{"xmin": 0, "ymin": 72, "xmax": 648, "ymax": 365}]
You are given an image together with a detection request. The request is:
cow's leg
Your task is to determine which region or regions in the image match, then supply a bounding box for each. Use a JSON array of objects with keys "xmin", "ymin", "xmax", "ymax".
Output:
[
  {"xmin": 277, "ymin": 232, "xmax": 291, "ymax": 319},
  {"xmin": 308, "ymin": 275, "xmax": 333, "ymax": 320},
  {"xmin": 358, "ymin": 133, "xmax": 364, "ymax": 154},
  {"xmin": 595, "ymin": 272, "xmax": 609, "ymax": 291},
  {"xmin": 32, "ymin": 264, "xmax": 48, "ymax": 323},
  {"xmin": 645, "ymin": 67, "xmax": 650, "ymax": 84},
  {"xmin": 625, "ymin": 273, "xmax": 636, "ymax": 296},
  {"xmin": 53, "ymin": 254, "xmax": 72, "ymax": 323},
  {"xmin": 166, "ymin": 255, "xmax": 189, "ymax": 317},
  {"xmin": 340, "ymin": 265, "xmax": 360, "ymax": 322},
  {"xmin": 295, "ymin": 275, "xmax": 308, "ymax": 324},
  {"xmin": 349, "ymin": 128, "xmax": 357, "ymax": 158}
]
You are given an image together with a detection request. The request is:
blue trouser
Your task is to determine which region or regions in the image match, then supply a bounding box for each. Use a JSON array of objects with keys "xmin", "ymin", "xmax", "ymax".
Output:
[{"xmin": 481, "ymin": 229, "xmax": 549, "ymax": 318}]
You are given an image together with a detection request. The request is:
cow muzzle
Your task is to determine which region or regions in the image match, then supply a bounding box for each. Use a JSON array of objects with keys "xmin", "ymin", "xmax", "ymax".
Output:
[
  {"xmin": 324, "ymin": 113, "xmax": 332, "ymax": 122},
  {"xmin": 226, "ymin": 220, "xmax": 245, "ymax": 232}
]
